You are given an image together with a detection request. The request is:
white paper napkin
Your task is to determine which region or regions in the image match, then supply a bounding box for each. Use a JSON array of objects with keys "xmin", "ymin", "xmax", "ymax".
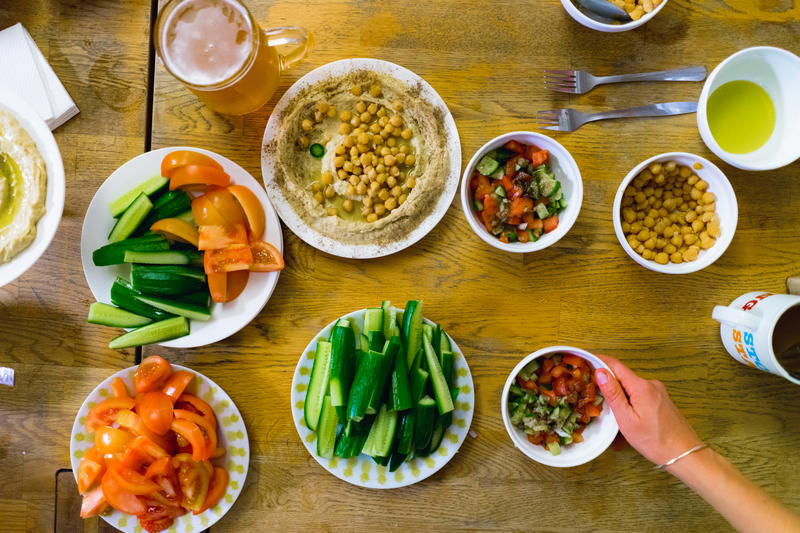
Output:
[{"xmin": 0, "ymin": 23, "xmax": 79, "ymax": 130}]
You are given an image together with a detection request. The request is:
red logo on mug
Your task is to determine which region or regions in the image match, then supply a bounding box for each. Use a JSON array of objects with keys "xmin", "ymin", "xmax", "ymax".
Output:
[{"xmin": 741, "ymin": 292, "xmax": 773, "ymax": 311}]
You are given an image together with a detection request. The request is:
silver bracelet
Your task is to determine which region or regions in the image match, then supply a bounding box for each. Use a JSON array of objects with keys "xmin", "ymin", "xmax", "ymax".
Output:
[{"xmin": 654, "ymin": 443, "xmax": 708, "ymax": 470}]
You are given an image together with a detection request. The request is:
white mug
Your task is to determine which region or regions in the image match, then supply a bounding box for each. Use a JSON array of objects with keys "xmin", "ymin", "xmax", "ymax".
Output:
[{"xmin": 712, "ymin": 291, "xmax": 800, "ymax": 385}]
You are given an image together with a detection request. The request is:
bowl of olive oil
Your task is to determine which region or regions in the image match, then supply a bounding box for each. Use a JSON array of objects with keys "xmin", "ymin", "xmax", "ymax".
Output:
[{"xmin": 697, "ymin": 46, "xmax": 800, "ymax": 171}]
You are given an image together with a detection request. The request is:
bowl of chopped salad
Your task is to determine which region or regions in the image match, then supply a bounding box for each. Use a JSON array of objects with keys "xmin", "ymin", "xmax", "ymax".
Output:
[
  {"xmin": 461, "ymin": 132, "xmax": 582, "ymax": 253},
  {"xmin": 501, "ymin": 346, "xmax": 619, "ymax": 467}
]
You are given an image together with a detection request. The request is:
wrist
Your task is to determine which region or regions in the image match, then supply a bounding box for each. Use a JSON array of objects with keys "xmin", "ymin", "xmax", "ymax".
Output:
[{"xmin": 665, "ymin": 445, "xmax": 717, "ymax": 480}]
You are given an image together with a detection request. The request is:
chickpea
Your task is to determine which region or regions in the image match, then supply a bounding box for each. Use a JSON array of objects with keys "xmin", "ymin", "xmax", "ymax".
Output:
[
  {"xmin": 333, "ymin": 156, "xmax": 345, "ymax": 168},
  {"xmin": 386, "ymin": 175, "xmax": 397, "ymax": 188},
  {"xmin": 701, "ymin": 191, "xmax": 716, "ymax": 205},
  {"xmin": 390, "ymin": 166, "xmax": 400, "ymax": 177},
  {"xmin": 301, "ymin": 118, "xmax": 313, "ymax": 131},
  {"xmin": 375, "ymin": 204, "xmax": 387, "ymax": 216},
  {"xmin": 642, "ymin": 249, "xmax": 655, "ymax": 260},
  {"xmin": 636, "ymin": 244, "xmax": 646, "ymax": 254},
  {"xmin": 700, "ymin": 234, "xmax": 715, "ymax": 250},
  {"xmin": 398, "ymin": 193, "xmax": 408, "ymax": 205},
  {"xmin": 644, "ymin": 237, "xmax": 656, "ymax": 250},
  {"xmin": 691, "ymin": 219, "xmax": 705, "ymax": 233},
  {"xmin": 649, "ymin": 162, "xmax": 663, "ymax": 175},
  {"xmin": 683, "ymin": 245, "xmax": 700, "ymax": 262},
  {"xmin": 360, "ymin": 111, "xmax": 371, "ymax": 123},
  {"xmin": 355, "ymin": 101, "xmax": 367, "ymax": 114},
  {"xmin": 670, "ymin": 234, "xmax": 683, "ymax": 247},
  {"xmin": 339, "ymin": 123, "xmax": 352, "ymax": 135},
  {"xmin": 630, "ymin": 221, "xmax": 643, "ymax": 234},
  {"xmin": 298, "ymin": 135, "xmax": 310, "ymax": 148},
  {"xmin": 637, "ymin": 228, "xmax": 650, "ymax": 241},
  {"xmin": 390, "ymin": 115, "xmax": 403, "ymax": 128},
  {"xmin": 378, "ymin": 189, "xmax": 389, "ymax": 201},
  {"xmin": 337, "ymin": 169, "xmax": 348, "ymax": 180},
  {"xmin": 369, "ymin": 84, "xmax": 382, "ymax": 97},
  {"xmin": 370, "ymin": 181, "xmax": 380, "ymax": 193},
  {"xmin": 395, "ymin": 152, "xmax": 406, "ymax": 164},
  {"xmin": 401, "ymin": 128, "xmax": 413, "ymax": 139},
  {"xmin": 391, "ymin": 186, "xmax": 403, "ymax": 198},
  {"xmin": 664, "ymin": 160, "xmax": 677, "ymax": 173},
  {"xmin": 339, "ymin": 110, "xmax": 352, "ymax": 122},
  {"xmin": 343, "ymin": 161, "xmax": 354, "ymax": 173},
  {"xmin": 405, "ymin": 154, "xmax": 416, "ymax": 166},
  {"xmin": 369, "ymin": 123, "xmax": 381, "ymax": 134},
  {"xmin": 351, "ymin": 84, "xmax": 363, "ymax": 96},
  {"xmin": 684, "ymin": 233, "xmax": 698, "ymax": 245},
  {"xmin": 680, "ymin": 225, "xmax": 692, "ymax": 235},
  {"xmin": 387, "ymin": 137, "xmax": 397, "ymax": 148},
  {"xmin": 321, "ymin": 170, "xmax": 333, "ymax": 185},
  {"xmin": 707, "ymin": 222, "xmax": 721, "ymax": 238},
  {"xmin": 367, "ymin": 213, "xmax": 378, "ymax": 223},
  {"xmin": 384, "ymin": 154, "xmax": 397, "ymax": 166},
  {"xmin": 670, "ymin": 251, "xmax": 683, "ymax": 264},
  {"xmin": 313, "ymin": 191, "xmax": 323, "ymax": 204},
  {"xmin": 664, "ymin": 243, "xmax": 677, "ymax": 254},
  {"xmin": 392, "ymin": 100, "xmax": 403, "ymax": 112},
  {"xmin": 385, "ymin": 197, "xmax": 397, "ymax": 210},
  {"xmin": 350, "ymin": 116, "xmax": 362, "ymax": 128},
  {"xmin": 324, "ymin": 185, "xmax": 336, "ymax": 199},
  {"xmin": 696, "ymin": 179, "xmax": 709, "ymax": 191}
]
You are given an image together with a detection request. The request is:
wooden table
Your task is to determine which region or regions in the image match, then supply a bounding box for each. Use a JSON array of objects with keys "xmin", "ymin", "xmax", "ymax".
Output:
[{"xmin": 2, "ymin": 1, "xmax": 800, "ymax": 531}]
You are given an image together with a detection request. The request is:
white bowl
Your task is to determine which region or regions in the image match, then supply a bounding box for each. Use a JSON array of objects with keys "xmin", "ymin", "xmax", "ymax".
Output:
[
  {"xmin": 560, "ymin": 0, "xmax": 669, "ymax": 32},
  {"xmin": 460, "ymin": 131, "xmax": 583, "ymax": 253},
  {"xmin": 697, "ymin": 46, "xmax": 800, "ymax": 171},
  {"xmin": 501, "ymin": 346, "xmax": 619, "ymax": 468},
  {"xmin": 612, "ymin": 152, "xmax": 737, "ymax": 274},
  {"xmin": 0, "ymin": 89, "xmax": 65, "ymax": 287}
]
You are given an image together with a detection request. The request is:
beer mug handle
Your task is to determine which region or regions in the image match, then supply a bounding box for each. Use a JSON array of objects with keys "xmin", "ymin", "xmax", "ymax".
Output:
[
  {"xmin": 263, "ymin": 26, "xmax": 313, "ymax": 70},
  {"xmin": 712, "ymin": 305, "xmax": 761, "ymax": 331}
]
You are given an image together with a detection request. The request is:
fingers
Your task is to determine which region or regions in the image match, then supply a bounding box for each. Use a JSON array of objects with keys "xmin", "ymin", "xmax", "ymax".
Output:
[
  {"xmin": 595, "ymin": 368, "xmax": 634, "ymax": 422},
  {"xmin": 594, "ymin": 353, "xmax": 647, "ymax": 395}
]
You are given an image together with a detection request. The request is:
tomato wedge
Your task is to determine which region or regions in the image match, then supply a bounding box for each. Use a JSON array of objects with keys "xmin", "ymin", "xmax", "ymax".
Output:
[
  {"xmin": 150, "ymin": 218, "xmax": 199, "ymax": 248},
  {"xmin": 86, "ymin": 396, "xmax": 136, "ymax": 430},
  {"xmin": 116, "ymin": 409, "xmax": 173, "ymax": 452},
  {"xmin": 207, "ymin": 272, "xmax": 227, "ymax": 303},
  {"xmin": 203, "ymin": 244, "xmax": 253, "ymax": 274},
  {"xmin": 135, "ymin": 356, "xmax": 172, "ymax": 394},
  {"xmin": 77, "ymin": 455, "xmax": 104, "ymax": 494},
  {"xmin": 129, "ymin": 435, "xmax": 169, "ymax": 462},
  {"xmin": 226, "ymin": 270, "xmax": 249, "ymax": 302},
  {"xmin": 111, "ymin": 377, "xmax": 129, "ymax": 398},
  {"xmin": 174, "ymin": 409, "xmax": 216, "ymax": 460},
  {"xmin": 80, "ymin": 484, "xmax": 108, "ymax": 518},
  {"xmin": 162, "ymin": 371, "xmax": 195, "ymax": 404},
  {"xmin": 137, "ymin": 391, "xmax": 174, "ymax": 435},
  {"xmin": 170, "ymin": 420, "xmax": 207, "ymax": 462},
  {"xmin": 203, "ymin": 187, "xmax": 245, "ymax": 226},
  {"xmin": 109, "ymin": 461, "xmax": 160, "ymax": 495},
  {"xmin": 191, "ymin": 195, "xmax": 227, "ymax": 226},
  {"xmin": 249, "ymin": 240, "xmax": 284, "ymax": 272},
  {"xmin": 169, "ymin": 165, "xmax": 230, "ymax": 192},
  {"xmin": 195, "ymin": 467, "xmax": 228, "ymax": 514},
  {"xmin": 173, "ymin": 454, "xmax": 212, "ymax": 513},
  {"xmin": 101, "ymin": 467, "xmax": 146, "ymax": 515},
  {"xmin": 227, "ymin": 185, "xmax": 265, "ymax": 239},
  {"xmin": 176, "ymin": 395, "xmax": 216, "ymax": 428},
  {"xmin": 198, "ymin": 224, "xmax": 249, "ymax": 250},
  {"xmin": 95, "ymin": 426, "xmax": 134, "ymax": 455},
  {"xmin": 161, "ymin": 151, "xmax": 223, "ymax": 178}
]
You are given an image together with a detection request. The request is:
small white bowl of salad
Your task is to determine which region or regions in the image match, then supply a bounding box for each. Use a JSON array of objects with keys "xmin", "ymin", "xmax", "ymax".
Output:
[
  {"xmin": 461, "ymin": 131, "xmax": 583, "ymax": 253},
  {"xmin": 501, "ymin": 346, "xmax": 619, "ymax": 467}
]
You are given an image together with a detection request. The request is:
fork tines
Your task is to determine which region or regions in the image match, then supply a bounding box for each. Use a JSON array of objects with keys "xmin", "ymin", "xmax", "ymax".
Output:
[
  {"xmin": 544, "ymin": 69, "xmax": 578, "ymax": 94},
  {"xmin": 535, "ymin": 109, "xmax": 562, "ymax": 129}
]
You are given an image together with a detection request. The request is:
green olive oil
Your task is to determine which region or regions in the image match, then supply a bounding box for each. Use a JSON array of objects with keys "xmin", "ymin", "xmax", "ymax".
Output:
[{"xmin": 707, "ymin": 80, "xmax": 775, "ymax": 154}]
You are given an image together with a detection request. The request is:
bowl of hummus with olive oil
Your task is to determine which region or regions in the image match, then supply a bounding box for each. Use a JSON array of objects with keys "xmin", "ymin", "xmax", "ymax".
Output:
[{"xmin": 0, "ymin": 89, "xmax": 65, "ymax": 287}]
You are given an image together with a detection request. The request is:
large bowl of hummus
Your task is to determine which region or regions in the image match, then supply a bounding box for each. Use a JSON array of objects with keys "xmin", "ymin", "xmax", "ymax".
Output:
[
  {"xmin": 0, "ymin": 89, "xmax": 64, "ymax": 287},
  {"xmin": 262, "ymin": 58, "xmax": 460, "ymax": 259}
]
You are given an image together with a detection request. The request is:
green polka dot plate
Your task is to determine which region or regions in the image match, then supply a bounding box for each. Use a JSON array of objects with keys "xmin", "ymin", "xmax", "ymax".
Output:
[
  {"xmin": 291, "ymin": 307, "xmax": 475, "ymax": 488},
  {"xmin": 70, "ymin": 364, "xmax": 249, "ymax": 532}
]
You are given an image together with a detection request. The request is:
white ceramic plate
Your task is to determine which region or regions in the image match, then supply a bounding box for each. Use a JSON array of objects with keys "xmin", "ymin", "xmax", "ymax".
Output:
[
  {"xmin": 80, "ymin": 147, "xmax": 283, "ymax": 348},
  {"xmin": 69, "ymin": 364, "xmax": 249, "ymax": 533},
  {"xmin": 261, "ymin": 58, "xmax": 461, "ymax": 259},
  {"xmin": 291, "ymin": 307, "xmax": 475, "ymax": 488},
  {"xmin": 0, "ymin": 88, "xmax": 65, "ymax": 287}
]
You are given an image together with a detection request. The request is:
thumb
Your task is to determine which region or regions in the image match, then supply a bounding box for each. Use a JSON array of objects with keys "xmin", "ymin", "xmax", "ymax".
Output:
[{"xmin": 595, "ymin": 369, "xmax": 633, "ymax": 421}]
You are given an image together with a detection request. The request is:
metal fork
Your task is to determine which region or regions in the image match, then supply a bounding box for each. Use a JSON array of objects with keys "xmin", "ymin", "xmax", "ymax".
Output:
[
  {"xmin": 544, "ymin": 66, "xmax": 707, "ymax": 94},
  {"xmin": 536, "ymin": 101, "xmax": 698, "ymax": 132}
]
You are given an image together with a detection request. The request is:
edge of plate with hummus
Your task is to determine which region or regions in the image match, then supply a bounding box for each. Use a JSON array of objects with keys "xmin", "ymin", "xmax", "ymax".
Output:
[
  {"xmin": 0, "ymin": 88, "xmax": 65, "ymax": 287},
  {"xmin": 262, "ymin": 58, "xmax": 461, "ymax": 259}
]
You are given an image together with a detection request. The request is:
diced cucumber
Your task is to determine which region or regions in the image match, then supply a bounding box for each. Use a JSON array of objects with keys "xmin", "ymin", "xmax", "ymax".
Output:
[
  {"xmin": 316, "ymin": 395, "xmax": 338, "ymax": 459},
  {"xmin": 547, "ymin": 441, "xmax": 562, "ymax": 456},
  {"xmin": 87, "ymin": 302, "xmax": 152, "ymax": 328},
  {"xmin": 546, "ymin": 180, "xmax": 562, "ymax": 199},
  {"xmin": 534, "ymin": 203, "xmax": 550, "ymax": 220},
  {"xmin": 304, "ymin": 340, "xmax": 332, "ymax": 431},
  {"xmin": 108, "ymin": 316, "xmax": 189, "ymax": 349},
  {"xmin": 474, "ymin": 199, "xmax": 484, "ymax": 212},
  {"xmin": 93, "ymin": 234, "xmax": 170, "ymax": 266},
  {"xmin": 108, "ymin": 193, "xmax": 153, "ymax": 243},
  {"xmin": 401, "ymin": 300, "xmax": 424, "ymax": 368},
  {"xmin": 123, "ymin": 250, "xmax": 201, "ymax": 265},
  {"xmin": 134, "ymin": 294, "xmax": 212, "ymax": 322},
  {"xmin": 361, "ymin": 404, "xmax": 397, "ymax": 458},
  {"xmin": 494, "ymin": 185, "xmax": 507, "ymax": 198},
  {"xmin": 539, "ymin": 177, "xmax": 559, "ymax": 197},
  {"xmin": 109, "ymin": 176, "xmax": 168, "ymax": 217},
  {"xmin": 476, "ymin": 155, "xmax": 500, "ymax": 176},
  {"xmin": 423, "ymin": 337, "xmax": 455, "ymax": 415}
]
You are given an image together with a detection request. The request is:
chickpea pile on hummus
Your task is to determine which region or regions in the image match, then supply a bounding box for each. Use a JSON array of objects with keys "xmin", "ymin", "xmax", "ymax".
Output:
[{"xmin": 267, "ymin": 69, "xmax": 450, "ymax": 247}]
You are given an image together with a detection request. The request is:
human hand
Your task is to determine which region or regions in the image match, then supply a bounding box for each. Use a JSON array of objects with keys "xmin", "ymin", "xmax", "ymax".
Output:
[{"xmin": 593, "ymin": 354, "xmax": 702, "ymax": 465}]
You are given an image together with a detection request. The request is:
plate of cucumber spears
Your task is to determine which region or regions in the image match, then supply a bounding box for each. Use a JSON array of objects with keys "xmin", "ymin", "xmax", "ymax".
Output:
[
  {"xmin": 291, "ymin": 300, "xmax": 475, "ymax": 488},
  {"xmin": 80, "ymin": 147, "xmax": 283, "ymax": 349}
]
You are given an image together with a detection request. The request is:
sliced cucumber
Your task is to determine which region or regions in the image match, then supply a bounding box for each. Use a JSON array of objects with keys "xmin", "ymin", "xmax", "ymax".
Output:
[
  {"xmin": 174, "ymin": 209, "xmax": 195, "ymax": 224},
  {"xmin": 123, "ymin": 250, "xmax": 201, "ymax": 265},
  {"xmin": 87, "ymin": 302, "xmax": 152, "ymax": 328},
  {"xmin": 401, "ymin": 300, "xmax": 424, "ymax": 368},
  {"xmin": 109, "ymin": 176, "xmax": 168, "ymax": 217},
  {"xmin": 476, "ymin": 155, "xmax": 500, "ymax": 176},
  {"xmin": 346, "ymin": 349, "xmax": 385, "ymax": 422},
  {"xmin": 92, "ymin": 234, "xmax": 170, "ymax": 266},
  {"xmin": 414, "ymin": 395, "xmax": 437, "ymax": 451},
  {"xmin": 534, "ymin": 203, "xmax": 550, "ymax": 220},
  {"xmin": 108, "ymin": 193, "xmax": 153, "ymax": 243},
  {"xmin": 131, "ymin": 264, "xmax": 206, "ymax": 296},
  {"xmin": 329, "ymin": 325, "xmax": 356, "ymax": 415},
  {"xmin": 362, "ymin": 403, "xmax": 398, "ymax": 458},
  {"xmin": 316, "ymin": 395, "xmax": 338, "ymax": 459},
  {"xmin": 381, "ymin": 301, "xmax": 399, "ymax": 339},
  {"xmin": 134, "ymin": 294, "xmax": 212, "ymax": 321},
  {"xmin": 366, "ymin": 338, "xmax": 398, "ymax": 415},
  {"xmin": 108, "ymin": 316, "xmax": 189, "ymax": 349},
  {"xmin": 136, "ymin": 190, "xmax": 193, "ymax": 234},
  {"xmin": 110, "ymin": 278, "xmax": 176, "ymax": 321},
  {"xmin": 423, "ymin": 337, "xmax": 455, "ymax": 415},
  {"xmin": 363, "ymin": 307, "xmax": 383, "ymax": 334},
  {"xmin": 304, "ymin": 341, "xmax": 332, "ymax": 431}
]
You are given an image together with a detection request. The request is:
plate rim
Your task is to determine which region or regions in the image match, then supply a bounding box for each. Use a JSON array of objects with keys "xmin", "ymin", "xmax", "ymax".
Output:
[
  {"xmin": 79, "ymin": 146, "xmax": 283, "ymax": 348},
  {"xmin": 261, "ymin": 57, "xmax": 461, "ymax": 259},
  {"xmin": 68, "ymin": 363, "xmax": 250, "ymax": 533},
  {"xmin": 290, "ymin": 306, "xmax": 475, "ymax": 489}
]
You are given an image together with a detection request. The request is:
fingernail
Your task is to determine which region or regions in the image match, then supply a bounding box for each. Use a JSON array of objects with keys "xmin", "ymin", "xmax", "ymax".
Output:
[{"xmin": 595, "ymin": 369, "xmax": 608, "ymax": 385}]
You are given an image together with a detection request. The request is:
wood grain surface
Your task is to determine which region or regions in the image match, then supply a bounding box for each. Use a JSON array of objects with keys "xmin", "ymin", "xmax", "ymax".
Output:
[{"xmin": 1, "ymin": 0, "xmax": 800, "ymax": 532}]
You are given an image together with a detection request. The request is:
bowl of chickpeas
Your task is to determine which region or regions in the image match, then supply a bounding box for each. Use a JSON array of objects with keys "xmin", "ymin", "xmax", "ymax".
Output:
[
  {"xmin": 612, "ymin": 153, "xmax": 738, "ymax": 274},
  {"xmin": 561, "ymin": 0, "xmax": 669, "ymax": 32}
]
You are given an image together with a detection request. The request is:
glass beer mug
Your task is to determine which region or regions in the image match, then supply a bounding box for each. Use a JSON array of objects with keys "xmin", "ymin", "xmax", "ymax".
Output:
[{"xmin": 155, "ymin": 0, "xmax": 312, "ymax": 115}]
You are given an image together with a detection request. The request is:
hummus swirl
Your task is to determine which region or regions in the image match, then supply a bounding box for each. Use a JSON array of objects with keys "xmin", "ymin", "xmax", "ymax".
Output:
[
  {"xmin": 266, "ymin": 70, "xmax": 450, "ymax": 247},
  {"xmin": 0, "ymin": 109, "xmax": 47, "ymax": 263}
]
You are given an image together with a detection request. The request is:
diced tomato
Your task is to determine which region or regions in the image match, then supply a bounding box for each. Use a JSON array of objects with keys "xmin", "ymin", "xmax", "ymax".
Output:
[
  {"xmin": 500, "ymin": 173, "xmax": 514, "ymax": 193},
  {"xmin": 137, "ymin": 391, "xmax": 174, "ymax": 435},
  {"xmin": 507, "ymin": 215, "xmax": 521, "ymax": 226},
  {"xmin": 545, "ymin": 433, "xmax": 559, "ymax": 444},
  {"xmin": 101, "ymin": 467, "xmax": 146, "ymax": 515},
  {"xmin": 162, "ymin": 371, "xmax": 195, "ymax": 404},
  {"xmin": 249, "ymin": 240, "xmax": 284, "ymax": 272},
  {"xmin": 86, "ymin": 397, "xmax": 136, "ymax": 430},
  {"xmin": 509, "ymin": 185, "xmax": 524, "ymax": 200},
  {"xmin": 473, "ymin": 174, "xmax": 494, "ymax": 202},
  {"xmin": 527, "ymin": 433, "xmax": 544, "ymax": 445},
  {"xmin": 525, "ymin": 145, "xmax": 549, "ymax": 167},
  {"xmin": 585, "ymin": 403, "xmax": 602, "ymax": 418},
  {"xmin": 517, "ymin": 230, "xmax": 530, "ymax": 243},
  {"xmin": 584, "ymin": 382, "xmax": 597, "ymax": 402},
  {"xmin": 572, "ymin": 431, "xmax": 585, "ymax": 443},
  {"xmin": 169, "ymin": 165, "xmax": 230, "ymax": 192},
  {"xmin": 550, "ymin": 365, "xmax": 567, "ymax": 378},
  {"xmin": 480, "ymin": 194, "xmax": 499, "ymax": 232},
  {"xmin": 516, "ymin": 376, "xmax": 537, "ymax": 391},
  {"xmin": 175, "ymin": 395, "xmax": 216, "ymax": 428},
  {"xmin": 509, "ymin": 197, "xmax": 534, "ymax": 218},
  {"xmin": 227, "ymin": 185, "xmax": 265, "ymax": 239},
  {"xmin": 540, "ymin": 387, "xmax": 556, "ymax": 400},
  {"xmin": 203, "ymin": 244, "xmax": 253, "ymax": 274},
  {"xmin": 150, "ymin": 218, "xmax": 199, "ymax": 248},
  {"xmin": 195, "ymin": 467, "xmax": 228, "ymax": 514},
  {"xmin": 191, "ymin": 195, "xmax": 228, "ymax": 226},
  {"xmin": 553, "ymin": 377, "xmax": 569, "ymax": 397},
  {"xmin": 563, "ymin": 354, "xmax": 586, "ymax": 368},
  {"xmin": 79, "ymin": 484, "xmax": 107, "ymax": 518},
  {"xmin": 111, "ymin": 377, "xmax": 129, "ymax": 399},
  {"xmin": 198, "ymin": 224, "xmax": 248, "ymax": 250},
  {"xmin": 161, "ymin": 151, "xmax": 223, "ymax": 178},
  {"xmin": 542, "ymin": 358, "xmax": 555, "ymax": 374},
  {"xmin": 225, "ymin": 270, "xmax": 249, "ymax": 302},
  {"xmin": 504, "ymin": 154, "xmax": 526, "ymax": 178},
  {"xmin": 503, "ymin": 140, "xmax": 525, "ymax": 153},
  {"xmin": 135, "ymin": 356, "xmax": 172, "ymax": 394},
  {"xmin": 499, "ymin": 234, "xmax": 509, "ymax": 243},
  {"xmin": 543, "ymin": 215, "xmax": 559, "ymax": 233}
]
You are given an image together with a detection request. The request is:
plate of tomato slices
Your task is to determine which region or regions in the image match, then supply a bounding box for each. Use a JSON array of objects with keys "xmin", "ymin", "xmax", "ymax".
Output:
[
  {"xmin": 70, "ymin": 356, "xmax": 249, "ymax": 533},
  {"xmin": 80, "ymin": 147, "xmax": 284, "ymax": 348}
]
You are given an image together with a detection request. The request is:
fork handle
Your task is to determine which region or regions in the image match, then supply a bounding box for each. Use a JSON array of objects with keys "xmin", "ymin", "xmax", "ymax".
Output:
[
  {"xmin": 594, "ymin": 66, "xmax": 707, "ymax": 85},
  {"xmin": 586, "ymin": 101, "xmax": 698, "ymax": 122}
]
